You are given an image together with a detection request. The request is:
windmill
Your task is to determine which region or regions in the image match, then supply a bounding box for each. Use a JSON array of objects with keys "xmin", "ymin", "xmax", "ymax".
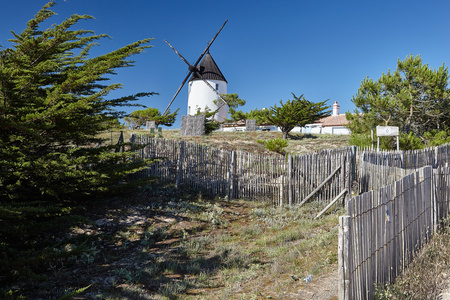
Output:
[{"xmin": 163, "ymin": 20, "xmax": 228, "ymax": 121}]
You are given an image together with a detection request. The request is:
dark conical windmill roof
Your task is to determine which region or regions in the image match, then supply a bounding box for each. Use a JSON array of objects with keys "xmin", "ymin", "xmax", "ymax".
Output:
[{"xmin": 189, "ymin": 52, "xmax": 227, "ymax": 83}]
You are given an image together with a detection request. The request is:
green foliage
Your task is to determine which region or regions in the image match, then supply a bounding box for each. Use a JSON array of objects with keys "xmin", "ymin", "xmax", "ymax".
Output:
[
  {"xmin": 348, "ymin": 133, "xmax": 373, "ymax": 148},
  {"xmin": 124, "ymin": 107, "xmax": 178, "ymax": 129},
  {"xmin": 399, "ymin": 132, "xmax": 425, "ymax": 150},
  {"xmin": 423, "ymin": 130, "xmax": 450, "ymax": 147},
  {"xmin": 222, "ymin": 93, "xmax": 246, "ymax": 123},
  {"xmin": 348, "ymin": 130, "xmax": 427, "ymax": 150},
  {"xmin": 106, "ymin": 118, "xmax": 125, "ymax": 129},
  {"xmin": 1, "ymin": 1, "xmax": 155, "ymax": 201},
  {"xmin": 0, "ymin": 0, "xmax": 156, "ymax": 283},
  {"xmin": 265, "ymin": 93, "xmax": 330, "ymax": 139},
  {"xmin": 373, "ymin": 282, "xmax": 406, "ymax": 300},
  {"xmin": 260, "ymin": 138, "xmax": 288, "ymax": 154},
  {"xmin": 348, "ymin": 54, "xmax": 450, "ymax": 149},
  {"xmin": 245, "ymin": 108, "xmax": 270, "ymax": 125},
  {"xmin": 195, "ymin": 107, "xmax": 221, "ymax": 135},
  {"xmin": 58, "ymin": 285, "xmax": 91, "ymax": 300}
]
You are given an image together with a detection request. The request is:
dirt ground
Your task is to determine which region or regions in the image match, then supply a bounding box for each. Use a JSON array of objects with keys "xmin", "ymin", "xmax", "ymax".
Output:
[{"xmin": 19, "ymin": 187, "xmax": 341, "ymax": 300}]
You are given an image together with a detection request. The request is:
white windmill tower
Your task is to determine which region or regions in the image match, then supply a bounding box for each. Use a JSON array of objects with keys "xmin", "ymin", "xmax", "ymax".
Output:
[
  {"xmin": 163, "ymin": 20, "xmax": 229, "ymax": 122},
  {"xmin": 187, "ymin": 51, "xmax": 227, "ymax": 121}
]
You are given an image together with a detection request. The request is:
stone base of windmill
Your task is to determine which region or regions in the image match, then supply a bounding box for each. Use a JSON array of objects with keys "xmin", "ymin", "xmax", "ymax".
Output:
[
  {"xmin": 180, "ymin": 115, "xmax": 206, "ymax": 136},
  {"xmin": 146, "ymin": 121, "xmax": 156, "ymax": 131},
  {"xmin": 245, "ymin": 119, "xmax": 257, "ymax": 131}
]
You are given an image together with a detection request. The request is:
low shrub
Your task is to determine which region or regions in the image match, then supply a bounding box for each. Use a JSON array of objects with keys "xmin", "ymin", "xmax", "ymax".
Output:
[{"xmin": 262, "ymin": 138, "xmax": 288, "ymax": 154}]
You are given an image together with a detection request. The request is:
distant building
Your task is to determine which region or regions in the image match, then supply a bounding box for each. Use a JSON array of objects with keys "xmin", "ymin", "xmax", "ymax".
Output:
[
  {"xmin": 221, "ymin": 101, "xmax": 351, "ymax": 135},
  {"xmin": 305, "ymin": 101, "xmax": 351, "ymax": 135}
]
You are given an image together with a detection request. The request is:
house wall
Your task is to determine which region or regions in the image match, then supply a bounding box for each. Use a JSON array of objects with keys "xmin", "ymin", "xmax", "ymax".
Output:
[{"xmin": 322, "ymin": 126, "xmax": 351, "ymax": 135}]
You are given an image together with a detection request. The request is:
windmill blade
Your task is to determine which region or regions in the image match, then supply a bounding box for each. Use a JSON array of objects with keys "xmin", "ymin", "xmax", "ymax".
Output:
[
  {"xmin": 192, "ymin": 19, "xmax": 228, "ymax": 70},
  {"xmin": 164, "ymin": 39, "xmax": 194, "ymax": 69},
  {"xmin": 163, "ymin": 71, "xmax": 192, "ymax": 116},
  {"xmin": 163, "ymin": 40, "xmax": 196, "ymax": 115}
]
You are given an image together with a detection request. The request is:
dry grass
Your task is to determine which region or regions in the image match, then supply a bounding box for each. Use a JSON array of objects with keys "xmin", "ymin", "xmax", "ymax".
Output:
[
  {"xmin": 2, "ymin": 183, "xmax": 343, "ymax": 299},
  {"xmin": 102, "ymin": 128, "xmax": 351, "ymax": 155}
]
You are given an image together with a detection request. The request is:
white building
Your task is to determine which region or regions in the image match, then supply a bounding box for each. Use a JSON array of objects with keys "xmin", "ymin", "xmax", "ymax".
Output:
[
  {"xmin": 187, "ymin": 52, "xmax": 228, "ymax": 122},
  {"xmin": 222, "ymin": 101, "xmax": 351, "ymax": 135},
  {"xmin": 307, "ymin": 101, "xmax": 351, "ymax": 135}
]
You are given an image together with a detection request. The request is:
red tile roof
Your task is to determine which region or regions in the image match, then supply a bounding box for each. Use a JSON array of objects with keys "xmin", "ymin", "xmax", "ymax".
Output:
[{"xmin": 316, "ymin": 114, "xmax": 349, "ymax": 127}]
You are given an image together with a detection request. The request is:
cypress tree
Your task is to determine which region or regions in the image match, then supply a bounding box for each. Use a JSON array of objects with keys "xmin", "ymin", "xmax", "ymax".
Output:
[
  {"xmin": 265, "ymin": 93, "xmax": 330, "ymax": 139},
  {"xmin": 0, "ymin": 0, "xmax": 155, "ymax": 266}
]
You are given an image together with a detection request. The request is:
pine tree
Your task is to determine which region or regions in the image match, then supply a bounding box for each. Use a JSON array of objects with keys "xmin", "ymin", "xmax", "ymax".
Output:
[{"xmin": 347, "ymin": 54, "xmax": 450, "ymax": 149}]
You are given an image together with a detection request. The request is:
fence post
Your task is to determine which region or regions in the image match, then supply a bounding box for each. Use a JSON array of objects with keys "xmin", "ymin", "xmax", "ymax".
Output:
[
  {"xmin": 432, "ymin": 166, "xmax": 440, "ymax": 232},
  {"xmin": 288, "ymin": 154, "xmax": 293, "ymax": 206},
  {"xmin": 115, "ymin": 130, "xmax": 124, "ymax": 153},
  {"xmin": 176, "ymin": 141, "xmax": 185, "ymax": 188},
  {"xmin": 227, "ymin": 150, "xmax": 236, "ymax": 201},
  {"xmin": 339, "ymin": 215, "xmax": 352, "ymax": 300},
  {"xmin": 342, "ymin": 153, "xmax": 348, "ymax": 205},
  {"xmin": 351, "ymin": 146, "xmax": 356, "ymax": 185},
  {"xmin": 279, "ymin": 175, "xmax": 284, "ymax": 207}
]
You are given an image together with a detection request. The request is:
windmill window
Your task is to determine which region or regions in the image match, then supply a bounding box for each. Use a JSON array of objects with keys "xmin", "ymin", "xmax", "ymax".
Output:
[{"xmin": 215, "ymin": 83, "xmax": 219, "ymax": 90}]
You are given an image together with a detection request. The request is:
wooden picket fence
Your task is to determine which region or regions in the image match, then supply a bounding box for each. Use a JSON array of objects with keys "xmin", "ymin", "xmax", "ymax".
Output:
[
  {"xmin": 130, "ymin": 134, "xmax": 354, "ymax": 207},
  {"xmin": 339, "ymin": 167, "xmax": 436, "ymax": 299},
  {"xmin": 339, "ymin": 143, "xmax": 450, "ymax": 300},
  {"xmin": 357, "ymin": 144, "xmax": 450, "ymax": 194}
]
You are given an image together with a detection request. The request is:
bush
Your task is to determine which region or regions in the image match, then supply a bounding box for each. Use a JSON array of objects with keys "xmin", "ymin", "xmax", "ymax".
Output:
[
  {"xmin": 350, "ymin": 131, "xmax": 427, "ymax": 150},
  {"xmin": 262, "ymin": 138, "xmax": 288, "ymax": 154},
  {"xmin": 423, "ymin": 130, "xmax": 450, "ymax": 147},
  {"xmin": 399, "ymin": 132, "xmax": 425, "ymax": 150},
  {"xmin": 349, "ymin": 133, "xmax": 374, "ymax": 148}
]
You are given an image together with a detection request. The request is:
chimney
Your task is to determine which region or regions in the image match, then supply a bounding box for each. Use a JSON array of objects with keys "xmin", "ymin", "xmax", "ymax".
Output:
[{"xmin": 333, "ymin": 101, "xmax": 339, "ymax": 116}]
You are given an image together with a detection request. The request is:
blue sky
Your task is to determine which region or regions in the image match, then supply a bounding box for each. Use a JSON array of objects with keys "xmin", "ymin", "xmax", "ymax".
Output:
[{"xmin": 2, "ymin": 0, "xmax": 450, "ymax": 128}]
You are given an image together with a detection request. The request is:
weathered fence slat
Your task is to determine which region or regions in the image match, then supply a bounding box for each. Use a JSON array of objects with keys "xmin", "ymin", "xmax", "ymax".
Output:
[
  {"xmin": 338, "ymin": 161, "xmax": 450, "ymax": 300},
  {"xmin": 298, "ymin": 165, "xmax": 342, "ymax": 208},
  {"xmin": 315, "ymin": 189, "xmax": 347, "ymax": 220}
]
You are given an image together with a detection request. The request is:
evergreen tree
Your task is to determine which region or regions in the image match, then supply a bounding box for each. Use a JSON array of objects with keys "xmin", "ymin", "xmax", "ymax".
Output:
[
  {"xmin": 0, "ymin": 1, "xmax": 155, "ymax": 253},
  {"xmin": 245, "ymin": 108, "xmax": 270, "ymax": 125},
  {"xmin": 124, "ymin": 107, "xmax": 178, "ymax": 129},
  {"xmin": 347, "ymin": 54, "xmax": 450, "ymax": 149},
  {"xmin": 265, "ymin": 93, "xmax": 330, "ymax": 139}
]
